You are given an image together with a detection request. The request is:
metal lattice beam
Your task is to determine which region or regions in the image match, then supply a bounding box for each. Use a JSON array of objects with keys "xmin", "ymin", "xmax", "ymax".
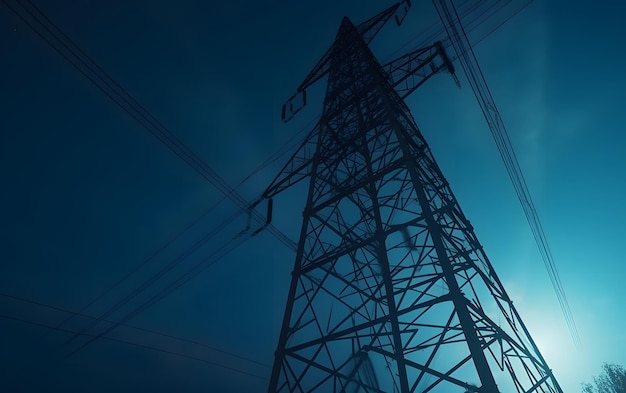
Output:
[{"xmin": 267, "ymin": 11, "xmax": 561, "ymax": 393}]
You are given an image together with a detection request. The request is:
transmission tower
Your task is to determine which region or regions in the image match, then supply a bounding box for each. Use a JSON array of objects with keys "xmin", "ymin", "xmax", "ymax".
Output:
[{"xmin": 263, "ymin": 3, "xmax": 562, "ymax": 393}]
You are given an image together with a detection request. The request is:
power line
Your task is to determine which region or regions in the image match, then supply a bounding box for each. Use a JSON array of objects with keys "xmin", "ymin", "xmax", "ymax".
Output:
[
  {"xmin": 1, "ymin": 0, "xmax": 324, "ymax": 362},
  {"xmin": 0, "ymin": 313, "xmax": 268, "ymax": 381},
  {"xmin": 460, "ymin": 0, "xmax": 534, "ymax": 50},
  {"xmin": 64, "ymin": 209, "xmax": 243, "ymax": 346},
  {"xmin": 1, "ymin": 0, "xmax": 302, "ymax": 356},
  {"xmin": 432, "ymin": 0, "xmax": 580, "ymax": 346},
  {"xmin": 2, "ymin": 0, "xmax": 296, "ymax": 252},
  {"xmin": 65, "ymin": 225, "xmax": 256, "ymax": 357},
  {"xmin": 387, "ymin": 0, "xmax": 514, "ymax": 63},
  {"xmin": 47, "ymin": 198, "xmax": 233, "ymax": 335},
  {"xmin": 0, "ymin": 292, "xmax": 269, "ymax": 368},
  {"xmin": 48, "ymin": 113, "xmax": 318, "ymax": 342}
]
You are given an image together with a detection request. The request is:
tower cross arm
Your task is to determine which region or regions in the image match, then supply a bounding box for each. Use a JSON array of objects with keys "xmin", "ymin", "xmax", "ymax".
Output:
[
  {"xmin": 382, "ymin": 40, "xmax": 459, "ymax": 99},
  {"xmin": 357, "ymin": 0, "xmax": 412, "ymax": 44},
  {"xmin": 261, "ymin": 125, "xmax": 320, "ymax": 199},
  {"xmin": 282, "ymin": 1, "xmax": 412, "ymax": 122}
]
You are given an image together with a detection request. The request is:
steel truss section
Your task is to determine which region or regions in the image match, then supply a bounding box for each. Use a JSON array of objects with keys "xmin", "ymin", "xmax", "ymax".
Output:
[{"xmin": 268, "ymin": 15, "xmax": 562, "ymax": 393}]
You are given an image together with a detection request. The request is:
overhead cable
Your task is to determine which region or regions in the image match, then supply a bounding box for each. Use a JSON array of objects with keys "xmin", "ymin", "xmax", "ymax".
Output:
[
  {"xmin": 64, "ymin": 209, "xmax": 243, "ymax": 346},
  {"xmin": 2, "ymin": 0, "xmax": 296, "ymax": 252},
  {"xmin": 0, "ymin": 292, "xmax": 269, "ymax": 368},
  {"xmin": 432, "ymin": 0, "xmax": 580, "ymax": 346},
  {"xmin": 65, "ymin": 223, "xmax": 256, "ymax": 357},
  {"xmin": 0, "ymin": 313, "xmax": 268, "ymax": 380}
]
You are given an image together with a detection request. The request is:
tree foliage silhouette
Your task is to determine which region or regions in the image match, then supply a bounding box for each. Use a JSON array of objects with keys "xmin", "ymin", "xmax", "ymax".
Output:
[{"xmin": 582, "ymin": 363, "xmax": 626, "ymax": 393}]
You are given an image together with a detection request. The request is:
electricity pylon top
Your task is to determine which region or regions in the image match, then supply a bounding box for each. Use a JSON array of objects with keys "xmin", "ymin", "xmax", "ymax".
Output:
[{"xmin": 264, "ymin": 2, "xmax": 562, "ymax": 392}]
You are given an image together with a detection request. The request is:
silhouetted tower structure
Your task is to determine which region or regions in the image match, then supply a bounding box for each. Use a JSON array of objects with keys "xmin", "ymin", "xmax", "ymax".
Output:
[{"xmin": 263, "ymin": 3, "xmax": 562, "ymax": 393}]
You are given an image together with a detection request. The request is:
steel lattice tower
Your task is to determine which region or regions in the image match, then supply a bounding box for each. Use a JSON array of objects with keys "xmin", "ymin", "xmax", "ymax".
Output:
[{"xmin": 263, "ymin": 8, "xmax": 562, "ymax": 393}]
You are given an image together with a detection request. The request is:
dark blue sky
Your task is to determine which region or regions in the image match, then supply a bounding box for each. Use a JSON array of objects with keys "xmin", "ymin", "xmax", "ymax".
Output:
[{"xmin": 1, "ymin": 1, "xmax": 625, "ymax": 392}]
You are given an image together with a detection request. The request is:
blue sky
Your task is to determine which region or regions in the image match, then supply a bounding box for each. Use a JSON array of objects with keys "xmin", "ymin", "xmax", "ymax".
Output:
[{"xmin": 1, "ymin": 0, "xmax": 625, "ymax": 392}]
